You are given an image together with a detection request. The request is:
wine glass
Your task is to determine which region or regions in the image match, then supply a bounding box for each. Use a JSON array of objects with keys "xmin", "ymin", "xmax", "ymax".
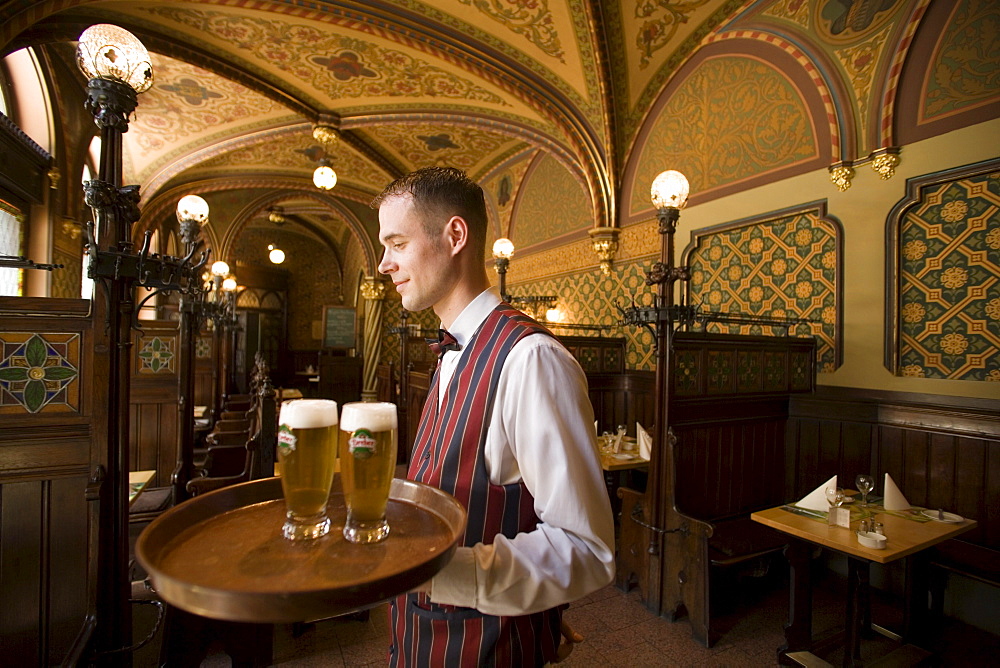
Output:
[
  {"xmin": 825, "ymin": 486, "xmax": 845, "ymax": 509},
  {"xmin": 855, "ymin": 474, "xmax": 874, "ymax": 507}
]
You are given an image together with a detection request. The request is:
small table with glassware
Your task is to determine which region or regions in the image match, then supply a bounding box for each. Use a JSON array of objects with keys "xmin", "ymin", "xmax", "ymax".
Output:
[
  {"xmin": 752, "ymin": 498, "xmax": 977, "ymax": 666},
  {"xmin": 598, "ymin": 434, "xmax": 647, "ymax": 521}
]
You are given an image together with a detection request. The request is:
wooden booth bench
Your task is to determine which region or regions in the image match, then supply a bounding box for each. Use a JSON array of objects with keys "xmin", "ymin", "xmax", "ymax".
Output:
[{"xmin": 617, "ymin": 332, "xmax": 816, "ymax": 647}]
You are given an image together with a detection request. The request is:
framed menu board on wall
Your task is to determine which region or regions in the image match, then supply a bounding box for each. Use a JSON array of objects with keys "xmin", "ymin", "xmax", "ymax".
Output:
[{"xmin": 322, "ymin": 306, "xmax": 357, "ymax": 349}]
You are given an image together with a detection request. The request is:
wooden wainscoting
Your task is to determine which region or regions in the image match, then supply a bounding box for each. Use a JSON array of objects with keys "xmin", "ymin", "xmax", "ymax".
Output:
[
  {"xmin": 0, "ymin": 297, "xmax": 105, "ymax": 665},
  {"xmin": 787, "ymin": 386, "xmax": 1000, "ymax": 558}
]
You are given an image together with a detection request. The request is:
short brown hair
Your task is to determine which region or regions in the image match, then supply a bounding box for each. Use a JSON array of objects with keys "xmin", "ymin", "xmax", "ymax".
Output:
[{"xmin": 372, "ymin": 167, "xmax": 487, "ymax": 258}]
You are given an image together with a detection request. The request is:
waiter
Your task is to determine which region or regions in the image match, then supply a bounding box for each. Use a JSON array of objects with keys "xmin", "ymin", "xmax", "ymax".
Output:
[{"xmin": 374, "ymin": 167, "xmax": 615, "ymax": 666}]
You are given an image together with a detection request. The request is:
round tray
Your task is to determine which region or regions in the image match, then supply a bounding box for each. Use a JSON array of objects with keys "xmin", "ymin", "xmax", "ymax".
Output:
[{"xmin": 135, "ymin": 476, "xmax": 466, "ymax": 623}]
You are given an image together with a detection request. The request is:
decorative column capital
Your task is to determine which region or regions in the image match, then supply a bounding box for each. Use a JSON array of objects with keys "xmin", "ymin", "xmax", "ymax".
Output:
[
  {"xmin": 828, "ymin": 163, "xmax": 855, "ymax": 191},
  {"xmin": 588, "ymin": 227, "xmax": 619, "ymax": 276},
  {"xmin": 870, "ymin": 147, "xmax": 900, "ymax": 180},
  {"xmin": 360, "ymin": 276, "xmax": 386, "ymax": 301}
]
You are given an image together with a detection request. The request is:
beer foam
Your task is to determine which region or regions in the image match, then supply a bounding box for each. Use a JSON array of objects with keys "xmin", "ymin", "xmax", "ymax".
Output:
[
  {"xmin": 279, "ymin": 399, "xmax": 339, "ymax": 429},
  {"xmin": 340, "ymin": 402, "xmax": 397, "ymax": 432}
]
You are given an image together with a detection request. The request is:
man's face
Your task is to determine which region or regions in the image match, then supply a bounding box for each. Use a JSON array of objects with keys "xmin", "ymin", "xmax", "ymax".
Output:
[{"xmin": 377, "ymin": 195, "xmax": 452, "ymax": 313}]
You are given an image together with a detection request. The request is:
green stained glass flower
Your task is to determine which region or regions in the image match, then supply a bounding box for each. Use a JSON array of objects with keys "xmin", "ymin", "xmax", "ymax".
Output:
[{"xmin": 0, "ymin": 334, "xmax": 79, "ymax": 412}]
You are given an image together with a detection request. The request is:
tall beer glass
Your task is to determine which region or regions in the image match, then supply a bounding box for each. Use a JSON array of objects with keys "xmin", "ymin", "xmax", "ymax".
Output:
[
  {"xmin": 339, "ymin": 402, "xmax": 398, "ymax": 544},
  {"xmin": 277, "ymin": 399, "xmax": 338, "ymax": 540}
]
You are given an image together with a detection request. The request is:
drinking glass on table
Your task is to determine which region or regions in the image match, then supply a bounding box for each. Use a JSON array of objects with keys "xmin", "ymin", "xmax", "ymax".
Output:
[
  {"xmin": 825, "ymin": 486, "xmax": 845, "ymax": 509},
  {"xmin": 340, "ymin": 401, "xmax": 398, "ymax": 544},
  {"xmin": 277, "ymin": 399, "xmax": 339, "ymax": 540},
  {"xmin": 855, "ymin": 474, "xmax": 874, "ymax": 507}
]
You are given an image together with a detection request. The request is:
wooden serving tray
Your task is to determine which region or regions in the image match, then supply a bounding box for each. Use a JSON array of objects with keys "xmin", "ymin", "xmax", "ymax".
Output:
[{"xmin": 135, "ymin": 476, "xmax": 466, "ymax": 623}]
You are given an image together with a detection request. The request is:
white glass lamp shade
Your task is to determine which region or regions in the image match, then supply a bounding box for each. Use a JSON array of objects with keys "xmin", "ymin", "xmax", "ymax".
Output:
[
  {"xmin": 222, "ymin": 277, "xmax": 238, "ymax": 292},
  {"xmin": 650, "ymin": 170, "xmax": 690, "ymax": 210},
  {"xmin": 176, "ymin": 194, "xmax": 210, "ymax": 224},
  {"xmin": 268, "ymin": 244, "xmax": 286, "ymax": 264},
  {"xmin": 76, "ymin": 24, "xmax": 153, "ymax": 93},
  {"xmin": 492, "ymin": 237, "xmax": 514, "ymax": 260},
  {"xmin": 313, "ymin": 164, "xmax": 338, "ymax": 190},
  {"xmin": 210, "ymin": 261, "xmax": 230, "ymax": 277}
]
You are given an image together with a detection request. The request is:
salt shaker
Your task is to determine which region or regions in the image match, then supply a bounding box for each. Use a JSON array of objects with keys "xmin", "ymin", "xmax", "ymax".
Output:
[
  {"xmin": 873, "ymin": 521, "xmax": 884, "ymax": 536},
  {"xmin": 858, "ymin": 519, "xmax": 870, "ymax": 533}
]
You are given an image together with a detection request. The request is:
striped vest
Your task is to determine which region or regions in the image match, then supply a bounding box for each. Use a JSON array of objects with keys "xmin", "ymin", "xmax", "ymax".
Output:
[{"xmin": 388, "ymin": 305, "xmax": 562, "ymax": 667}]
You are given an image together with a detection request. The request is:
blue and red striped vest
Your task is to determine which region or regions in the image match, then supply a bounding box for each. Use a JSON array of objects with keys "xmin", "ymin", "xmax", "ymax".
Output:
[{"xmin": 388, "ymin": 304, "xmax": 563, "ymax": 667}]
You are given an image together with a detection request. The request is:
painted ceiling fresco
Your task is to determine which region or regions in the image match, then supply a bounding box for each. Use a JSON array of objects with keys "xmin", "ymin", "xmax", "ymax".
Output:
[{"xmin": 2, "ymin": 0, "xmax": 997, "ymax": 271}]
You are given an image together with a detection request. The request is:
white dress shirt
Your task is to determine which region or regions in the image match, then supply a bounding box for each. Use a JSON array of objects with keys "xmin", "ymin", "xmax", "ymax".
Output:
[{"xmin": 427, "ymin": 289, "xmax": 616, "ymax": 616}]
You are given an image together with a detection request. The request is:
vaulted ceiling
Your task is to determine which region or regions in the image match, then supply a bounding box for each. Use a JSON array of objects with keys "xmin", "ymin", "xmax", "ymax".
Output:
[{"xmin": 2, "ymin": 1, "xmax": 745, "ymax": 266}]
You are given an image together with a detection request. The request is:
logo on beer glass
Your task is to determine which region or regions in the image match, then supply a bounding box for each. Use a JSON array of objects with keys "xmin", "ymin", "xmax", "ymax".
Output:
[
  {"xmin": 348, "ymin": 429, "xmax": 376, "ymax": 459},
  {"xmin": 277, "ymin": 425, "xmax": 297, "ymax": 452}
]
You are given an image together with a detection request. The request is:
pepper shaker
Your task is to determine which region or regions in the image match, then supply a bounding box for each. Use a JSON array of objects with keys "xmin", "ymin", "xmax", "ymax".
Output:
[{"xmin": 873, "ymin": 521, "xmax": 884, "ymax": 536}]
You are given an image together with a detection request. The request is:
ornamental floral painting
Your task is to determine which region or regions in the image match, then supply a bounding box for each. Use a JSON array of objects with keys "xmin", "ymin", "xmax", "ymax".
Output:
[
  {"xmin": 0, "ymin": 332, "xmax": 80, "ymax": 413},
  {"xmin": 893, "ymin": 162, "xmax": 1000, "ymax": 381},
  {"xmin": 684, "ymin": 204, "xmax": 841, "ymax": 372}
]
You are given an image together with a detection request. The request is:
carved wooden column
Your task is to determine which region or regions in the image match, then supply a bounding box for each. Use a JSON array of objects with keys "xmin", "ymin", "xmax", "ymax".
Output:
[{"xmin": 359, "ymin": 276, "xmax": 386, "ymax": 401}]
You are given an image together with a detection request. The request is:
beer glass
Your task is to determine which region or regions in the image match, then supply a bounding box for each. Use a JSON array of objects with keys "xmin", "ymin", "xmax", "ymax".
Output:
[
  {"xmin": 339, "ymin": 402, "xmax": 398, "ymax": 544},
  {"xmin": 277, "ymin": 399, "xmax": 339, "ymax": 540}
]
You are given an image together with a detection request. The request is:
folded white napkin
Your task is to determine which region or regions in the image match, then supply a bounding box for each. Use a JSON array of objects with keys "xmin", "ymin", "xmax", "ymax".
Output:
[
  {"xmin": 796, "ymin": 475, "xmax": 838, "ymax": 512},
  {"xmin": 637, "ymin": 422, "xmax": 652, "ymax": 461},
  {"xmin": 883, "ymin": 473, "xmax": 911, "ymax": 510}
]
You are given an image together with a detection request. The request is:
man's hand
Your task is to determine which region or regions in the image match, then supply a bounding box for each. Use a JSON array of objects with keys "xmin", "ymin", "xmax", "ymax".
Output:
[{"xmin": 555, "ymin": 619, "xmax": 584, "ymax": 662}]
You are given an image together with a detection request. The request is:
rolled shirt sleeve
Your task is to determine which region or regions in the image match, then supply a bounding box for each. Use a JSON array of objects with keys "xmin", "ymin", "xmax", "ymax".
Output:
[{"xmin": 429, "ymin": 333, "xmax": 616, "ymax": 616}]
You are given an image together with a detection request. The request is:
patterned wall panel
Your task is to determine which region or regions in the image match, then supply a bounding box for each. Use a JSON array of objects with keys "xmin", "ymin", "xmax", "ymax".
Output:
[
  {"xmin": 684, "ymin": 204, "xmax": 841, "ymax": 372},
  {"xmin": 507, "ymin": 261, "xmax": 658, "ymax": 371},
  {"xmin": 630, "ymin": 55, "xmax": 817, "ymax": 215},
  {"xmin": 892, "ymin": 163, "xmax": 1000, "ymax": 381},
  {"xmin": 513, "ymin": 154, "xmax": 591, "ymax": 248},
  {"xmin": 0, "ymin": 332, "xmax": 80, "ymax": 414},
  {"xmin": 136, "ymin": 334, "xmax": 176, "ymax": 374}
]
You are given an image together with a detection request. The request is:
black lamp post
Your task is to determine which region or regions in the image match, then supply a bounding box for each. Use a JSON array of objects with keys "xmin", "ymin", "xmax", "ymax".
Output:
[
  {"xmin": 618, "ymin": 169, "xmax": 691, "ymax": 599},
  {"xmin": 491, "ymin": 237, "xmax": 513, "ymax": 302},
  {"xmin": 77, "ymin": 24, "xmax": 206, "ymax": 663}
]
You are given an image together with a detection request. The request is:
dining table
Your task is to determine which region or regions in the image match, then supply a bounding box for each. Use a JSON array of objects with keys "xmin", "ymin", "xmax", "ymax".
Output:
[
  {"xmin": 752, "ymin": 500, "xmax": 977, "ymax": 667},
  {"xmin": 599, "ymin": 446, "xmax": 647, "ymax": 523},
  {"xmin": 128, "ymin": 469, "xmax": 156, "ymax": 507}
]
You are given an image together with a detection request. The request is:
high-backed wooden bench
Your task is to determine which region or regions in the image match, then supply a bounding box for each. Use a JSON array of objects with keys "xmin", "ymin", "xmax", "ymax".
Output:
[{"xmin": 617, "ymin": 332, "xmax": 816, "ymax": 647}]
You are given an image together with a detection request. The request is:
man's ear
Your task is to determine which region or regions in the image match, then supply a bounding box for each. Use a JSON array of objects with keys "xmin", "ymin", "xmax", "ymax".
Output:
[{"xmin": 443, "ymin": 216, "xmax": 469, "ymax": 256}]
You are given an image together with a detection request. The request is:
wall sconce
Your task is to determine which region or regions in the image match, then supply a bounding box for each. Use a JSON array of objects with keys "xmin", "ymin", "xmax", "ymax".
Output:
[{"xmin": 268, "ymin": 244, "xmax": 285, "ymax": 264}]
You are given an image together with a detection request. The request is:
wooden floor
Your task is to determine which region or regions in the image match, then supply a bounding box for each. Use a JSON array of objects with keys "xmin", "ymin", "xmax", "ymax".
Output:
[{"xmin": 132, "ymin": 566, "xmax": 1000, "ymax": 667}]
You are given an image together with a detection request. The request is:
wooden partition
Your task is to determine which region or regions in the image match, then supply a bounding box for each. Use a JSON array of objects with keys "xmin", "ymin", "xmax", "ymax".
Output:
[
  {"xmin": 0, "ymin": 297, "xmax": 106, "ymax": 665},
  {"xmin": 617, "ymin": 332, "xmax": 816, "ymax": 647},
  {"xmin": 192, "ymin": 330, "xmax": 215, "ymax": 409},
  {"xmin": 128, "ymin": 320, "xmax": 182, "ymax": 488}
]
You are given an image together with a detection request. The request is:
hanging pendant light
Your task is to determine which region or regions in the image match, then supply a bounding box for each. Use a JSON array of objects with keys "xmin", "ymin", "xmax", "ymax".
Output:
[
  {"xmin": 268, "ymin": 244, "xmax": 285, "ymax": 264},
  {"xmin": 313, "ymin": 158, "xmax": 338, "ymax": 190}
]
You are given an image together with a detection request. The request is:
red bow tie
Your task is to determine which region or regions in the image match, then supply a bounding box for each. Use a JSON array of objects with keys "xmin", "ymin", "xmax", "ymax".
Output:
[{"xmin": 427, "ymin": 329, "xmax": 461, "ymax": 357}]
